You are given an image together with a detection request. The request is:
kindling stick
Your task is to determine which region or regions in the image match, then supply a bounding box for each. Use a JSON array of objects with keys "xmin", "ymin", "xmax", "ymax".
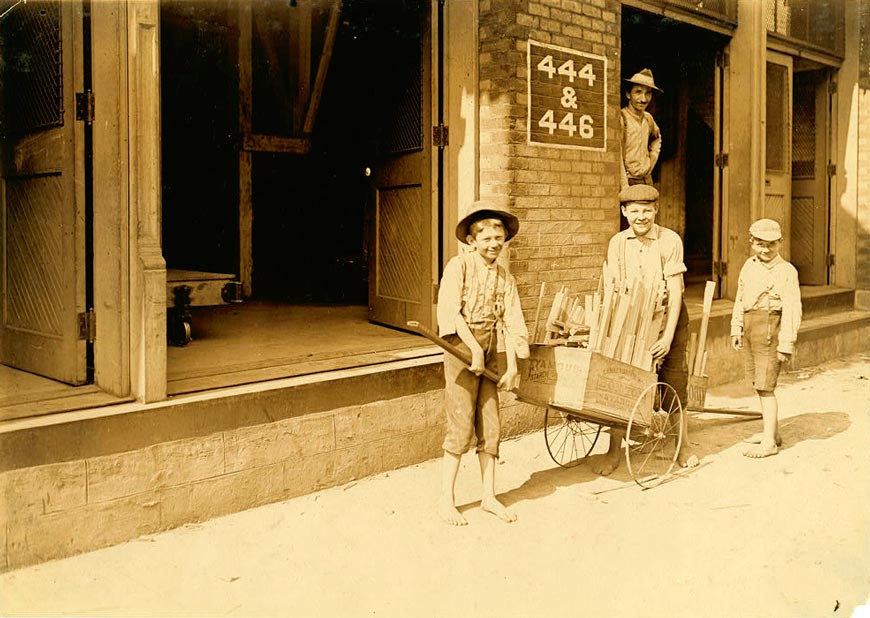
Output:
[{"xmin": 692, "ymin": 281, "xmax": 717, "ymax": 376}]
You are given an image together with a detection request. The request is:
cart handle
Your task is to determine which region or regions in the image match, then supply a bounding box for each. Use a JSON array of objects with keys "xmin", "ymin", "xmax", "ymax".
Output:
[{"xmin": 406, "ymin": 320, "xmax": 504, "ymax": 384}]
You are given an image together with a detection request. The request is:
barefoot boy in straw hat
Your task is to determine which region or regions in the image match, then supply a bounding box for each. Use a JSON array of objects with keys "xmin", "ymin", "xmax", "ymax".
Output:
[
  {"xmin": 620, "ymin": 68, "xmax": 663, "ymax": 189},
  {"xmin": 436, "ymin": 200, "xmax": 529, "ymax": 525}
]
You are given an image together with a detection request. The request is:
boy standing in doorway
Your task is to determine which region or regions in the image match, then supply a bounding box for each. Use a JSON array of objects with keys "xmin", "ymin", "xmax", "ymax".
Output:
[
  {"xmin": 620, "ymin": 68, "xmax": 663, "ymax": 189},
  {"xmin": 436, "ymin": 201, "xmax": 529, "ymax": 525},
  {"xmin": 731, "ymin": 219, "xmax": 802, "ymax": 458}
]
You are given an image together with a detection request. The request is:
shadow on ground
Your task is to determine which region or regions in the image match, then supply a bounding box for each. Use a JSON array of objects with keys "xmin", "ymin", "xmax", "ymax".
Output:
[{"xmin": 496, "ymin": 409, "xmax": 851, "ymax": 508}]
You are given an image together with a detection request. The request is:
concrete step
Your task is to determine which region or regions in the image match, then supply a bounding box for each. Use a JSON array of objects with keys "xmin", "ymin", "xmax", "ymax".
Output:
[{"xmin": 694, "ymin": 308, "xmax": 870, "ymax": 387}]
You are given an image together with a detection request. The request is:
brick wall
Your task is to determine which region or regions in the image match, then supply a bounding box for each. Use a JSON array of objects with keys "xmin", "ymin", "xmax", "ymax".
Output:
[{"xmin": 478, "ymin": 0, "xmax": 623, "ymax": 320}]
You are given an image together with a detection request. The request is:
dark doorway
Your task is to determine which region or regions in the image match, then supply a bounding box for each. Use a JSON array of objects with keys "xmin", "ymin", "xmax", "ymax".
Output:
[{"xmin": 621, "ymin": 9, "xmax": 728, "ymax": 288}]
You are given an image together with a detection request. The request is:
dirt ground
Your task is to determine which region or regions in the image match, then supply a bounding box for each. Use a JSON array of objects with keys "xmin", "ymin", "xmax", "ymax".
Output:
[{"xmin": 2, "ymin": 353, "xmax": 870, "ymax": 618}]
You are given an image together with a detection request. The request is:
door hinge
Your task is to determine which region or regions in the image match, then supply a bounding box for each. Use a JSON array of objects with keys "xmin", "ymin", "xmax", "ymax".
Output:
[
  {"xmin": 432, "ymin": 283, "xmax": 440, "ymax": 303},
  {"xmin": 75, "ymin": 90, "xmax": 95, "ymax": 124},
  {"xmin": 716, "ymin": 52, "xmax": 729, "ymax": 69},
  {"xmin": 713, "ymin": 261, "xmax": 728, "ymax": 277},
  {"xmin": 826, "ymin": 254, "xmax": 836, "ymax": 267},
  {"xmin": 433, "ymin": 124, "xmax": 449, "ymax": 149},
  {"xmin": 715, "ymin": 152, "xmax": 729, "ymax": 168},
  {"xmin": 828, "ymin": 79, "xmax": 838, "ymax": 95},
  {"xmin": 78, "ymin": 309, "xmax": 96, "ymax": 341},
  {"xmin": 827, "ymin": 162, "xmax": 837, "ymax": 176}
]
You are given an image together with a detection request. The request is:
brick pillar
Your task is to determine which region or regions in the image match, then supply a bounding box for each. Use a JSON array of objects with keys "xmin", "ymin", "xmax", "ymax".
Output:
[{"xmin": 478, "ymin": 0, "xmax": 623, "ymax": 319}]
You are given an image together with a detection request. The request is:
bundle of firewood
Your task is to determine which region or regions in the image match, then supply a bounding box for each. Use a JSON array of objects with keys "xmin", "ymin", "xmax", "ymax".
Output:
[{"xmin": 531, "ymin": 284, "xmax": 591, "ymax": 347}]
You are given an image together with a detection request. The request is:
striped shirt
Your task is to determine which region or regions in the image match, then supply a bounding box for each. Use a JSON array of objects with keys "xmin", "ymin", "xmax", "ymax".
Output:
[{"xmin": 437, "ymin": 251, "xmax": 529, "ymax": 358}]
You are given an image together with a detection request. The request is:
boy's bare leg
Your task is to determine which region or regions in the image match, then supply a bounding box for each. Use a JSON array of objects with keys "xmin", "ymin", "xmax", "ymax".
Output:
[
  {"xmin": 438, "ymin": 451, "xmax": 467, "ymax": 525},
  {"xmin": 478, "ymin": 452, "xmax": 516, "ymax": 523},
  {"xmin": 744, "ymin": 391, "xmax": 779, "ymax": 458},
  {"xmin": 592, "ymin": 428, "xmax": 623, "ymax": 475},
  {"xmin": 677, "ymin": 411, "xmax": 699, "ymax": 467}
]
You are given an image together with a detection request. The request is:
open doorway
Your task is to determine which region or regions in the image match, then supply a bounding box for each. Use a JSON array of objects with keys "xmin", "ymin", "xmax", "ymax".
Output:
[
  {"xmin": 159, "ymin": 0, "xmax": 438, "ymax": 394},
  {"xmin": 621, "ymin": 9, "xmax": 729, "ymax": 297}
]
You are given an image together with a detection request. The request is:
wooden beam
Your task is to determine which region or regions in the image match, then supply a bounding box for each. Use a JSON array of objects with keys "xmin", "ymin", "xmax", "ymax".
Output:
[
  {"xmin": 295, "ymin": 0, "xmax": 312, "ymax": 134},
  {"xmin": 238, "ymin": 0, "xmax": 253, "ymax": 298},
  {"xmin": 303, "ymin": 0, "xmax": 341, "ymax": 134},
  {"xmin": 242, "ymin": 133, "xmax": 311, "ymax": 154}
]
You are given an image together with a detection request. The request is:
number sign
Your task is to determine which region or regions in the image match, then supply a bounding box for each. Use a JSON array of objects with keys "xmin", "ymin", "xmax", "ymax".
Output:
[{"xmin": 527, "ymin": 40, "xmax": 607, "ymax": 151}]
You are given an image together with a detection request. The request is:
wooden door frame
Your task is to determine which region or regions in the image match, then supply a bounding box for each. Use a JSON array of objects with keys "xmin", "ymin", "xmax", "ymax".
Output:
[{"xmin": 763, "ymin": 50, "xmax": 793, "ymax": 259}]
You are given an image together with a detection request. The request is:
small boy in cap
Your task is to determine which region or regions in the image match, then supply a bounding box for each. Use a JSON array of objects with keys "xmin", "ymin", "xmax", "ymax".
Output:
[
  {"xmin": 731, "ymin": 218, "xmax": 802, "ymax": 458},
  {"xmin": 593, "ymin": 184, "xmax": 697, "ymax": 475},
  {"xmin": 620, "ymin": 68, "xmax": 663, "ymax": 189},
  {"xmin": 436, "ymin": 200, "xmax": 529, "ymax": 525}
]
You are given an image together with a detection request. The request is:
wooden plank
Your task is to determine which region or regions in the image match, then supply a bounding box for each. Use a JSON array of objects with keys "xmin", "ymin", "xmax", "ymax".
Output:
[
  {"xmin": 692, "ymin": 281, "xmax": 717, "ymax": 376},
  {"xmin": 238, "ymin": 1, "xmax": 253, "ymax": 298},
  {"xmin": 242, "ymin": 133, "xmax": 310, "ymax": 154},
  {"xmin": 303, "ymin": 0, "xmax": 341, "ymax": 134}
]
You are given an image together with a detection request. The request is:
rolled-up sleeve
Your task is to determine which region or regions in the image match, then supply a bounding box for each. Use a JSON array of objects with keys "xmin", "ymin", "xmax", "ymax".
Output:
[
  {"xmin": 730, "ymin": 264, "xmax": 747, "ymax": 336},
  {"xmin": 437, "ymin": 257, "xmax": 463, "ymax": 337},
  {"xmin": 777, "ymin": 265, "xmax": 802, "ymax": 354},
  {"xmin": 660, "ymin": 230, "xmax": 687, "ymax": 279},
  {"xmin": 500, "ymin": 275, "xmax": 529, "ymax": 359}
]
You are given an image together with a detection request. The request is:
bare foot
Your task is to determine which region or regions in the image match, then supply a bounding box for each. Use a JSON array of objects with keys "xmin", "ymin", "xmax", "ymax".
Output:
[
  {"xmin": 743, "ymin": 442, "xmax": 778, "ymax": 458},
  {"xmin": 591, "ymin": 452, "xmax": 621, "ymax": 476},
  {"xmin": 679, "ymin": 452, "xmax": 700, "ymax": 468},
  {"xmin": 481, "ymin": 497, "xmax": 517, "ymax": 523},
  {"xmin": 438, "ymin": 499, "xmax": 468, "ymax": 526},
  {"xmin": 743, "ymin": 433, "xmax": 782, "ymax": 447}
]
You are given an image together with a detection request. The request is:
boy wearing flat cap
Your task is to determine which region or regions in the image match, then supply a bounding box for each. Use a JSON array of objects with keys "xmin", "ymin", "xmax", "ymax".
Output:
[
  {"xmin": 731, "ymin": 218, "xmax": 802, "ymax": 458},
  {"xmin": 594, "ymin": 184, "xmax": 697, "ymax": 475},
  {"xmin": 620, "ymin": 68, "xmax": 663, "ymax": 189},
  {"xmin": 436, "ymin": 201, "xmax": 529, "ymax": 525}
]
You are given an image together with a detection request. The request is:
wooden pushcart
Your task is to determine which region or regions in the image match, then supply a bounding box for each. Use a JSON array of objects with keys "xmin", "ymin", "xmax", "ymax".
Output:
[{"xmin": 407, "ymin": 321, "xmax": 686, "ymax": 489}]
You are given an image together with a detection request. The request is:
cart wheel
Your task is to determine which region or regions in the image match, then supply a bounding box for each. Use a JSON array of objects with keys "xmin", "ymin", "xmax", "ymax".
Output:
[
  {"xmin": 625, "ymin": 382, "xmax": 683, "ymax": 488},
  {"xmin": 544, "ymin": 407, "xmax": 601, "ymax": 468}
]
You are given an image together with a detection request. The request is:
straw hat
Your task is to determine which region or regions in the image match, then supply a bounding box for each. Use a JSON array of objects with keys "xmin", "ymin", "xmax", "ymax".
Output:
[
  {"xmin": 624, "ymin": 68, "xmax": 663, "ymax": 93},
  {"xmin": 455, "ymin": 201, "xmax": 520, "ymax": 243}
]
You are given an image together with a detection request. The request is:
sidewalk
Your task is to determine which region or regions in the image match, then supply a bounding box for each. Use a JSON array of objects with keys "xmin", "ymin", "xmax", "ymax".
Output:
[{"xmin": 2, "ymin": 354, "xmax": 870, "ymax": 618}]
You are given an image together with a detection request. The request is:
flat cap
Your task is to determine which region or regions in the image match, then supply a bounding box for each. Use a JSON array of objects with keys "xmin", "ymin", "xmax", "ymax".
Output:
[
  {"xmin": 749, "ymin": 218, "xmax": 783, "ymax": 241},
  {"xmin": 455, "ymin": 200, "xmax": 520, "ymax": 243},
  {"xmin": 618, "ymin": 184, "xmax": 659, "ymax": 204}
]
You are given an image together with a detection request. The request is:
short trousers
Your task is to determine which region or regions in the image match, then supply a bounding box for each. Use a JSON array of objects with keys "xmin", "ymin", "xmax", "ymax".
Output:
[
  {"xmin": 742, "ymin": 310, "xmax": 782, "ymax": 392},
  {"xmin": 442, "ymin": 328, "xmax": 501, "ymax": 457},
  {"xmin": 658, "ymin": 301, "xmax": 689, "ymax": 409}
]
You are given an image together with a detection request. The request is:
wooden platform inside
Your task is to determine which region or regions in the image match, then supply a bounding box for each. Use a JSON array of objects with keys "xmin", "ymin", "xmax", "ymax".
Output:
[{"xmin": 0, "ymin": 304, "xmax": 437, "ymax": 420}]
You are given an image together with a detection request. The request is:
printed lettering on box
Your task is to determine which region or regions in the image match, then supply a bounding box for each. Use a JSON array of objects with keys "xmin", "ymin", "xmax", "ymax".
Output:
[{"xmin": 527, "ymin": 40, "xmax": 607, "ymax": 151}]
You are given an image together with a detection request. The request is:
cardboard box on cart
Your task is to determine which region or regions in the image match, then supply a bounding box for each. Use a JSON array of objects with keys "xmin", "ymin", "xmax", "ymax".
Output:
[{"xmin": 519, "ymin": 345, "xmax": 658, "ymax": 426}]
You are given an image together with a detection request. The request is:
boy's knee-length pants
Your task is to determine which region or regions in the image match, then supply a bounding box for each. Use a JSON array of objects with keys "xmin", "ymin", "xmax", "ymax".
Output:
[
  {"xmin": 442, "ymin": 328, "xmax": 501, "ymax": 458},
  {"xmin": 657, "ymin": 301, "xmax": 689, "ymax": 408}
]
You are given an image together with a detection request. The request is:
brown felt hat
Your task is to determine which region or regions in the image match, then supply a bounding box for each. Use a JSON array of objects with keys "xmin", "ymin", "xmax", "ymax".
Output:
[
  {"xmin": 624, "ymin": 68, "xmax": 663, "ymax": 94},
  {"xmin": 455, "ymin": 201, "xmax": 520, "ymax": 243},
  {"xmin": 618, "ymin": 184, "xmax": 659, "ymax": 204}
]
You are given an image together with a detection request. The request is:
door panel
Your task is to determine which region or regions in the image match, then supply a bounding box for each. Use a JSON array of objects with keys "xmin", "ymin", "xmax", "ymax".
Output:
[
  {"xmin": 368, "ymin": 0, "xmax": 437, "ymax": 330},
  {"xmin": 764, "ymin": 52, "xmax": 792, "ymax": 259},
  {"xmin": 1, "ymin": 0, "xmax": 87, "ymax": 384},
  {"xmin": 790, "ymin": 70, "xmax": 829, "ymax": 284}
]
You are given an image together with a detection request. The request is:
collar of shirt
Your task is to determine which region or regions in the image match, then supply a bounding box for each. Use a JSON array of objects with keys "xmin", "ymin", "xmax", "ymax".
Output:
[
  {"xmin": 750, "ymin": 254, "xmax": 785, "ymax": 270},
  {"xmin": 469, "ymin": 250, "xmax": 498, "ymax": 271},
  {"xmin": 625, "ymin": 223, "xmax": 660, "ymax": 241}
]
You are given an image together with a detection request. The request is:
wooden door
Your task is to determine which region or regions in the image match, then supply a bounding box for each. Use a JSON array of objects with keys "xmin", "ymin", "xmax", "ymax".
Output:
[
  {"xmin": 368, "ymin": 1, "xmax": 438, "ymax": 330},
  {"xmin": 0, "ymin": 0, "xmax": 88, "ymax": 384},
  {"xmin": 763, "ymin": 52, "xmax": 793, "ymax": 259},
  {"xmin": 790, "ymin": 70, "xmax": 830, "ymax": 284}
]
